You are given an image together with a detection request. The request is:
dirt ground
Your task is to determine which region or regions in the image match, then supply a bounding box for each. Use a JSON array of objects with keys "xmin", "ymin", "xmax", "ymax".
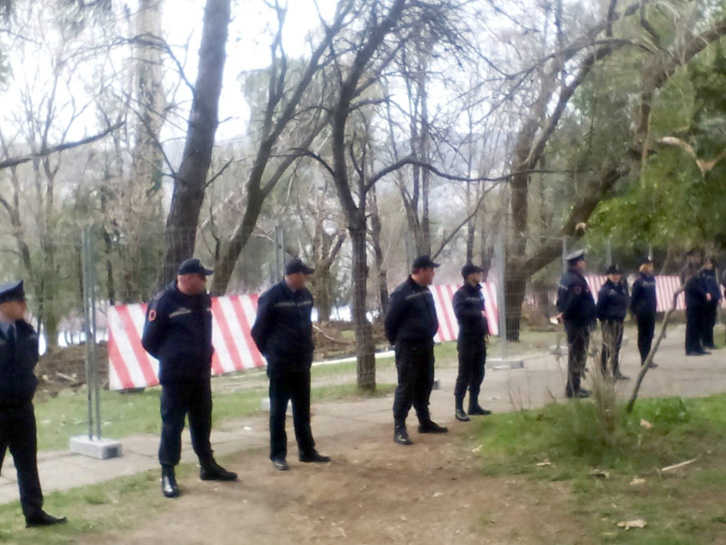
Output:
[
  {"xmin": 77, "ymin": 425, "xmax": 583, "ymax": 545},
  {"xmin": 35, "ymin": 343, "xmax": 109, "ymax": 398}
]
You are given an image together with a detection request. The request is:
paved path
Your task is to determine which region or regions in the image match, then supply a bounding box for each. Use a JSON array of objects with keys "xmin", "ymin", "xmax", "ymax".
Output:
[{"xmin": 1, "ymin": 323, "xmax": 724, "ymax": 505}]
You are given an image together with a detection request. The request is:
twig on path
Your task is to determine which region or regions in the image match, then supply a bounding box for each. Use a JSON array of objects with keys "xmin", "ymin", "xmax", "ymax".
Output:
[{"xmin": 660, "ymin": 459, "xmax": 697, "ymax": 473}]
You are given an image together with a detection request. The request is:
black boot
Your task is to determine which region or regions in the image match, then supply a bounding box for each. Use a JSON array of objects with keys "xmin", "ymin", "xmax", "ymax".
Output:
[
  {"xmin": 576, "ymin": 388, "xmax": 592, "ymax": 399},
  {"xmin": 418, "ymin": 420, "xmax": 448, "ymax": 434},
  {"xmin": 161, "ymin": 466, "xmax": 180, "ymax": 498},
  {"xmin": 468, "ymin": 399, "xmax": 492, "ymax": 416},
  {"xmin": 25, "ymin": 510, "xmax": 67, "ymax": 528},
  {"xmin": 271, "ymin": 458, "xmax": 290, "ymax": 471},
  {"xmin": 394, "ymin": 421, "xmax": 413, "ymax": 445},
  {"xmin": 455, "ymin": 398, "xmax": 470, "ymax": 422},
  {"xmin": 299, "ymin": 450, "xmax": 331, "ymax": 463},
  {"xmin": 200, "ymin": 458, "xmax": 238, "ymax": 481}
]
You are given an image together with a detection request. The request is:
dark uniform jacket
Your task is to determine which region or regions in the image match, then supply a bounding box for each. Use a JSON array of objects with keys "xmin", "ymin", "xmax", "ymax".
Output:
[
  {"xmin": 681, "ymin": 265, "xmax": 708, "ymax": 308},
  {"xmin": 141, "ymin": 282, "xmax": 214, "ymax": 383},
  {"xmin": 0, "ymin": 320, "xmax": 39, "ymax": 406},
  {"xmin": 453, "ymin": 282, "xmax": 489, "ymax": 340},
  {"xmin": 556, "ymin": 267, "xmax": 596, "ymax": 326},
  {"xmin": 596, "ymin": 279, "xmax": 629, "ymax": 322},
  {"xmin": 701, "ymin": 269, "xmax": 722, "ymax": 304},
  {"xmin": 630, "ymin": 273, "xmax": 657, "ymax": 317},
  {"xmin": 251, "ymin": 280, "xmax": 315, "ymax": 374},
  {"xmin": 385, "ymin": 277, "xmax": 439, "ymax": 345}
]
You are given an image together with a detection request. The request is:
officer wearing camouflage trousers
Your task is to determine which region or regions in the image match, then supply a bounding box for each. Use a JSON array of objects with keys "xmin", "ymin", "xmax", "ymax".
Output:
[{"xmin": 556, "ymin": 250, "xmax": 596, "ymax": 399}]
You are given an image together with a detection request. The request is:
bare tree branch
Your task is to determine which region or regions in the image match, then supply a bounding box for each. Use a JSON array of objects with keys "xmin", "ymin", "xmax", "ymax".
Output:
[{"xmin": 0, "ymin": 123, "xmax": 122, "ymax": 170}]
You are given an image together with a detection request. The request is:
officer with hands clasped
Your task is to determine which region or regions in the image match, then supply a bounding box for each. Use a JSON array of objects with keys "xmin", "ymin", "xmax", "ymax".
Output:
[{"xmin": 142, "ymin": 259, "xmax": 238, "ymax": 499}]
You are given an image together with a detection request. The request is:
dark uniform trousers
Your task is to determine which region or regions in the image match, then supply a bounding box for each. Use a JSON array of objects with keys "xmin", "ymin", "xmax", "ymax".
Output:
[
  {"xmin": 685, "ymin": 305, "xmax": 704, "ymax": 353},
  {"xmin": 454, "ymin": 339, "xmax": 485, "ymax": 408},
  {"xmin": 600, "ymin": 320, "xmax": 624, "ymax": 376},
  {"xmin": 158, "ymin": 380, "xmax": 214, "ymax": 467},
  {"xmin": 0, "ymin": 403, "xmax": 43, "ymax": 517},
  {"xmin": 393, "ymin": 342, "xmax": 435, "ymax": 424},
  {"xmin": 268, "ymin": 367, "xmax": 315, "ymax": 461},
  {"xmin": 564, "ymin": 321, "xmax": 589, "ymax": 395},
  {"xmin": 702, "ymin": 303, "xmax": 718, "ymax": 348},
  {"xmin": 636, "ymin": 313, "xmax": 656, "ymax": 364}
]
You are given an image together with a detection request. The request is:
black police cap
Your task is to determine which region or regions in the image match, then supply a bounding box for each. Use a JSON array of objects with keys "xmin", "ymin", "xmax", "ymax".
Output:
[
  {"xmin": 461, "ymin": 263, "xmax": 484, "ymax": 278},
  {"xmin": 605, "ymin": 264, "xmax": 622, "ymax": 275},
  {"xmin": 178, "ymin": 258, "xmax": 214, "ymax": 276},
  {"xmin": 0, "ymin": 280, "xmax": 26, "ymax": 304},
  {"xmin": 640, "ymin": 256, "xmax": 653, "ymax": 266},
  {"xmin": 285, "ymin": 258, "xmax": 315, "ymax": 275},
  {"xmin": 412, "ymin": 255, "xmax": 440, "ymax": 270}
]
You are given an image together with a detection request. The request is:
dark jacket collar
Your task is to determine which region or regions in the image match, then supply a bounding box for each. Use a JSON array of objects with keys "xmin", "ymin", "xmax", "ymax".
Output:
[
  {"xmin": 568, "ymin": 266, "xmax": 586, "ymax": 281},
  {"xmin": 169, "ymin": 281, "xmax": 206, "ymax": 303},
  {"xmin": 406, "ymin": 276, "xmax": 428, "ymax": 291},
  {"xmin": 463, "ymin": 281, "xmax": 482, "ymax": 293},
  {"xmin": 279, "ymin": 279, "xmax": 305, "ymax": 296}
]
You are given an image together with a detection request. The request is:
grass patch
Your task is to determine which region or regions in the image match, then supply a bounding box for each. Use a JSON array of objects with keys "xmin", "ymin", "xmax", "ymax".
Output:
[
  {"xmin": 0, "ymin": 467, "xmax": 179, "ymax": 545},
  {"xmin": 472, "ymin": 394, "xmax": 726, "ymax": 544},
  {"xmin": 34, "ymin": 387, "xmax": 267, "ymax": 451},
  {"xmin": 35, "ymin": 382, "xmax": 396, "ymax": 452}
]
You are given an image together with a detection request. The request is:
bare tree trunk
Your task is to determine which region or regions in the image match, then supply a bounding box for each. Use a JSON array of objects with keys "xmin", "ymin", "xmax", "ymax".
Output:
[
  {"xmin": 465, "ymin": 184, "xmax": 475, "ymax": 263},
  {"xmin": 419, "ymin": 67, "xmax": 431, "ymax": 255},
  {"xmin": 369, "ymin": 186, "xmax": 388, "ymax": 318},
  {"xmin": 312, "ymin": 265, "xmax": 333, "ymax": 323},
  {"xmin": 350, "ymin": 223, "xmax": 376, "ymax": 390},
  {"xmin": 162, "ymin": 0, "xmax": 231, "ymax": 284}
]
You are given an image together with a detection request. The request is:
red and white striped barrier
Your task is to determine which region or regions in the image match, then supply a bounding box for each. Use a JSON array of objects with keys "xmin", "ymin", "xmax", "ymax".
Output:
[
  {"xmin": 584, "ymin": 275, "xmax": 726, "ymax": 312},
  {"xmin": 430, "ymin": 283, "xmax": 499, "ymax": 342},
  {"xmin": 107, "ymin": 284, "xmax": 501, "ymax": 390},
  {"xmin": 107, "ymin": 295, "xmax": 265, "ymax": 391}
]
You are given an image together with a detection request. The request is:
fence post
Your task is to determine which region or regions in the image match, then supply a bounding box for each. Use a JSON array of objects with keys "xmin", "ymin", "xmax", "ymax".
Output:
[
  {"xmin": 495, "ymin": 229, "xmax": 507, "ymax": 360},
  {"xmin": 81, "ymin": 226, "xmax": 96, "ymax": 440},
  {"xmin": 486, "ymin": 227, "xmax": 523, "ymax": 369},
  {"xmin": 70, "ymin": 226, "xmax": 122, "ymax": 459}
]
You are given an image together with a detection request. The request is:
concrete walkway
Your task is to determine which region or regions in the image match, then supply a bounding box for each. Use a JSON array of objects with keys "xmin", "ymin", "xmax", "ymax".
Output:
[{"xmin": 1, "ymin": 323, "xmax": 724, "ymax": 505}]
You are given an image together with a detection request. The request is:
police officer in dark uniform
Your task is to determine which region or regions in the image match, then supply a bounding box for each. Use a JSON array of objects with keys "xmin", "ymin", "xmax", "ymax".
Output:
[
  {"xmin": 452, "ymin": 264, "xmax": 491, "ymax": 422},
  {"xmin": 700, "ymin": 257, "xmax": 721, "ymax": 350},
  {"xmin": 556, "ymin": 250, "xmax": 596, "ymax": 398},
  {"xmin": 596, "ymin": 264, "xmax": 629, "ymax": 380},
  {"xmin": 251, "ymin": 258, "xmax": 330, "ymax": 471},
  {"xmin": 385, "ymin": 255, "xmax": 448, "ymax": 446},
  {"xmin": 630, "ymin": 257, "xmax": 658, "ymax": 367},
  {"xmin": 680, "ymin": 250, "xmax": 711, "ymax": 356},
  {"xmin": 0, "ymin": 281, "xmax": 66, "ymax": 527},
  {"xmin": 142, "ymin": 259, "xmax": 237, "ymax": 499}
]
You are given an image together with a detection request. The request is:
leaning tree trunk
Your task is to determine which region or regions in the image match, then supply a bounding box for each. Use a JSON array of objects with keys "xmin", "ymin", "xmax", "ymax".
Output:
[
  {"xmin": 350, "ymin": 222, "xmax": 376, "ymax": 391},
  {"xmin": 312, "ymin": 264, "xmax": 333, "ymax": 323},
  {"xmin": 162, "ymin": 0, "xmax": 231, "ymax": 284}
]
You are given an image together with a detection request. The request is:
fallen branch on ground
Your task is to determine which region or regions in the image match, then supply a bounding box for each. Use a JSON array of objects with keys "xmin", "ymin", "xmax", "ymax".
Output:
[
  {"xmin": 661, "ymin": 459, "xmax": 697, "ymax": 473},
  {"xmin": 313, "ymin": 324, "xmax": 354, "ymax": 345},
  {"xmin": 626, "ymin": 285, "xmax": 685, "ymax": 413}
]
